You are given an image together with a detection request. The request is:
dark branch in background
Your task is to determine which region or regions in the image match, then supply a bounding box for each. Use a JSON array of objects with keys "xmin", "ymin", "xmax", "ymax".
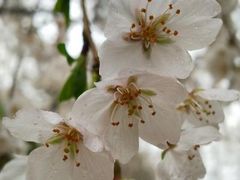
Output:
[
  {"xmin": 80, "ymin": 0, "xmax": 100, "ymax": 82},
  {"xmin": 0, "ymin": 7, "xmax": 51, "ymax": 15}
]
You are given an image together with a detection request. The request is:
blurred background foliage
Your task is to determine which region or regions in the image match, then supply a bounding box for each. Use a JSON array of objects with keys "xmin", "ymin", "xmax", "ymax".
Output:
[{"xmin": 0, "ymin": 0, "xmax": 240, "ymax": 179}]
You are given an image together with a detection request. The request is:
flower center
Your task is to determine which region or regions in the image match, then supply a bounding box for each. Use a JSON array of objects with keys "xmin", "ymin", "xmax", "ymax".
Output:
[
  {"xmin": 123, "ymin": 0, "xmax": 181, "ymax": 51},
  {"xmin": 45, "ymin": 122, "xmax": 83, "ymax": 167},
  {"xmin": 107, "ymin": 76, "xmax": 157, "ymax": 128},
  {"xmin": 177, "ymin": 90, "xmax": 216, "ymax": 124}
]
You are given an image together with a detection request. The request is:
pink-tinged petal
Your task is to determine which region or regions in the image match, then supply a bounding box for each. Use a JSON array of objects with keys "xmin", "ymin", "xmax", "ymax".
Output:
[
  {"xmin": 173, "ymin": 0, "xmax": 221, "ymax": 19},
  {"xmin": 158, "ymin": 150, "xmax": 206, "ymax": 180},
  {"xmin": 104, "ymin": 106, "xmax": 139, "ymax": 164},
  {"xmin": 197, "ymin": 89, "xmax": 240, "ymax": 102},
  {"xmin": 170, "ymin": 18, "xmax": 222, "ymax": 50},
  {"xmin": 0, "ymin": 155, "xmax": 27, "ymax": 180},
  {"xmin": 177, "ymin": 126, "xmax": 221, "ymax": 151},
  {"xmin": 74, "ymin": 144, "xmax": 114, "ymax": 180},
  {"xmin": 2, "ymin": 109, "xmax": 62, "ymax": 144},
  {"xmin": 99, "ymin": 39, "xmax": 193, "ymax": 79},
  {"xmin": 139, "ymin": 103, "xmax": 182, "ymax": 149},
  {"xmin": 70, "ymin": 88, "xmax": 113, "ymax": 136}
]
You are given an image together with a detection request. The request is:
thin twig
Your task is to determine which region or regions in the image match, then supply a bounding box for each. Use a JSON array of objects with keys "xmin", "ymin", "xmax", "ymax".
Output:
[{"xmin": 80, "ymin": 0, "xmax": 100, "ymax": 81}]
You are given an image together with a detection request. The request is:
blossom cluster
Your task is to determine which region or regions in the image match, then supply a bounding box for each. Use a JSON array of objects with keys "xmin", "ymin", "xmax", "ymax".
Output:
[{"xmin": 1, "ymin": 0, "xmax": 240, "ymax": 180}]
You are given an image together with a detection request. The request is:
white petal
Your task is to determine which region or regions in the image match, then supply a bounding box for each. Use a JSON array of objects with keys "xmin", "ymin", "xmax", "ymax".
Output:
[
  {"xmin": 136, "ymin": 73, "xmax": 188, "ymax": 106},
  {"xmin": 70, "ymin": 88, "xmax": 113, "ymax": 136},
  {"xmin": 105, "ymin": 0, "xmax": 171, "ymax": 39},
  {"xmin": 2, "ymin": 109, "xmax": 62, "ymax": 144},
  {"xmin": 27, "ymin": 144, "xmax": 112, "ymax": 180},
  {"xmin": 197, "ymin": 89, "xmax": 240, "ymax": 102},
  {"xmin": 139, "ymin": 103, "xmax": 182, "ymax": 149},
  {"xmin": 171, "ymin": 18, "xmax": 222, "ymax": 50},
  {"xmin": 104, "ymin": 106, "xmax": 139, "ymax": 164},
  {"xmin": 173, "ymin": 0, "xmax": 221, "ymax": 19},
  {"xmin": 27, "ymin": 145, "xmax": 73, "ymax": 180},
  {"xmin": 183, "ymin": 101, "xmax": 225, "ymax": 127},
  {"xmin": 177, "ymin": 126, "xmax": 221, "ymax": 151},
  {"xmin": 74, "ymin": 144, "xmax": 114, "ymax": 180},
  {"xmin": 0, "ymin": 155, "xmax": 27, "ymax": 180},
  {"xmin": 99, "ymin": 39, "xmax": 193, "ymax": 79},
  {"xmin": 158, "ymin": 150, "xmax": 206, "ymax": 180}
]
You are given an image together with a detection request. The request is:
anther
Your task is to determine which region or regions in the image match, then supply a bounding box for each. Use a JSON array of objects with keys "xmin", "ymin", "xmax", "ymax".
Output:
[
  {"xmin": 194, "ymin": 145, "xmax": 200, "ymax": 150},
  {"xmin": 53, "ymin": 129, "xmax": 60, "ymax": 133},
  {"xmin": 147, "ymin": 0, "xmax": 152, "ymax": 2},
  {"xmin": 63, "ymin": 155, "xmax": 68, "ymax": 161},
  {"xmin": 188, "ymin": 155, "xmax": 195, "ymax": 160},
  {"xmin": 162, "ymin": 27, "xmax": 167, "ymax": 32},
  {"xmin": 152, "ymin": 111, "xmax": 156, "ymax": 116},
  {"xmin": 128, "ymin": 123, "xmax": 133, "ymax": 128},
  {"xmin": 174, "ymin": 30, "xmax": 178, "ymax": 36},
  {"xmin": 149, "ymin": 15, "xmax": 154, "ymax": 20},
  {"xmin": 176, "ymin": 9, "xmax": 181, "ymax": 14},
  {"xmin": 141, "ymin": 8, "xmax": 146, "ymax": 13},
  {"xmin": 64, "ymin": 148, "xmax": 70, "ymax": 153},
  {"xmin": 76, "ymin": 162, "xmax": 80, "ymax": 167},
  {"xmin": 212, "ymin": 111, "xmax": 215, "ymax": 115},
  {"xmin": 148, "ymin": 105, "xmax": 153, "ymax": 108},
  {"xmin": 45, "ymin": 143, "xmax": 49, "ymax": 148},
  {"xmin": 76, "ymin": 149, "xmax": 79, "ymax": 154},
  {"xmin": 208, "ymin": 105, "xmax": 212, "ymax": 108},
  {"xmin": 138, "ymin": 106, "xmax": 143, "ymax": 110},
  {"xmin": 169, "ymin": 4, "xmax": 173, "ymax": 9},
  {"xmin": 131, "ymin": 23, "xmax": 136, "ymax": 28},
  {"xmin": 166, "ymin": 29, "xmax": 171, "ymax": 34},
  {"xmin": 141, "ymin": 120, "xmax": 145, "ymax": 124}
]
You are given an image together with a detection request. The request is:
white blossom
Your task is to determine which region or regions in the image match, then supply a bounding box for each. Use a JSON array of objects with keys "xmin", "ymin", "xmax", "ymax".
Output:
[
  {"xmin": 70, "ymin": 72, "xmax": 187, "ymax": 164},
  {"xmin": 2, "ymin": 109, "xmax": 114, "ymax": 180},
  {"xmin": 99, "ymin": 0, "xmax": 222, "ymax": 79},
  {"xmin": 177, "ymin": 88, "xmax": 239, "ymax": 128},
  {"xmin": 157, "ymin": 126, "xmax": 221, "ymax": 180}
]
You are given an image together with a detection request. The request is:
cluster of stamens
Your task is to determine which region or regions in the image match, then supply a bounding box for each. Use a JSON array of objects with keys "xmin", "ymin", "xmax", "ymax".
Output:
[
  {"xmin": 124, "ymin": 0, "xmax": 181, "ymax": 50},
  {"xmin": 45, "ymin": 122, "xmax": 83, "ymax": 167},
  {"xmin": 107, "ymin": 76, "xmax": 156, "ymax": 128},
  {"xmin": 177, "ymin": 90, "xmax": 216, "ymax": 124}
]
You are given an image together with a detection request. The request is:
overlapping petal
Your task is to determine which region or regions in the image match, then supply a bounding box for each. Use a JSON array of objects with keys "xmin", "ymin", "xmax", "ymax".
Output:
[{"xmin": 2, "ymin": 109, "xmax": 62, "ymax": 144}]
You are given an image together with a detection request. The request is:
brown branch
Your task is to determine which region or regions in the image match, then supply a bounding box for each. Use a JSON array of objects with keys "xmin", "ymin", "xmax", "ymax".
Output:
[
  {"xmin": 80, "ymin": 0, "xmax": 100, "ymax": 81},
  {"xmin": 0, "ymin": 7, "xmax": 51, "ymax": 16}
]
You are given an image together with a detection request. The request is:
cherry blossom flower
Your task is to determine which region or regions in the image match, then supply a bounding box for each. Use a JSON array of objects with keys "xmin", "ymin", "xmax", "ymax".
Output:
[
  {"xmin": 70, "ymin": 72, "xmax": 187, "ymax": 164},
  {"xmin": 2, "ymin": 109, "xmax": 114, "ymax": 180},
  {"xmin": 0, "ymin": 155, "xmax": 27, "ymax": 180},
  {"xmin": 177, "ymin": 89, "xmax": 240, "ymax": 128},
  {"xmin": 99, "ymin": 0, "xmax": 222, "ymax": 79},
  {"xmin": 157, "ymin": 126, "xmax": 221, "ymax": 180}
]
